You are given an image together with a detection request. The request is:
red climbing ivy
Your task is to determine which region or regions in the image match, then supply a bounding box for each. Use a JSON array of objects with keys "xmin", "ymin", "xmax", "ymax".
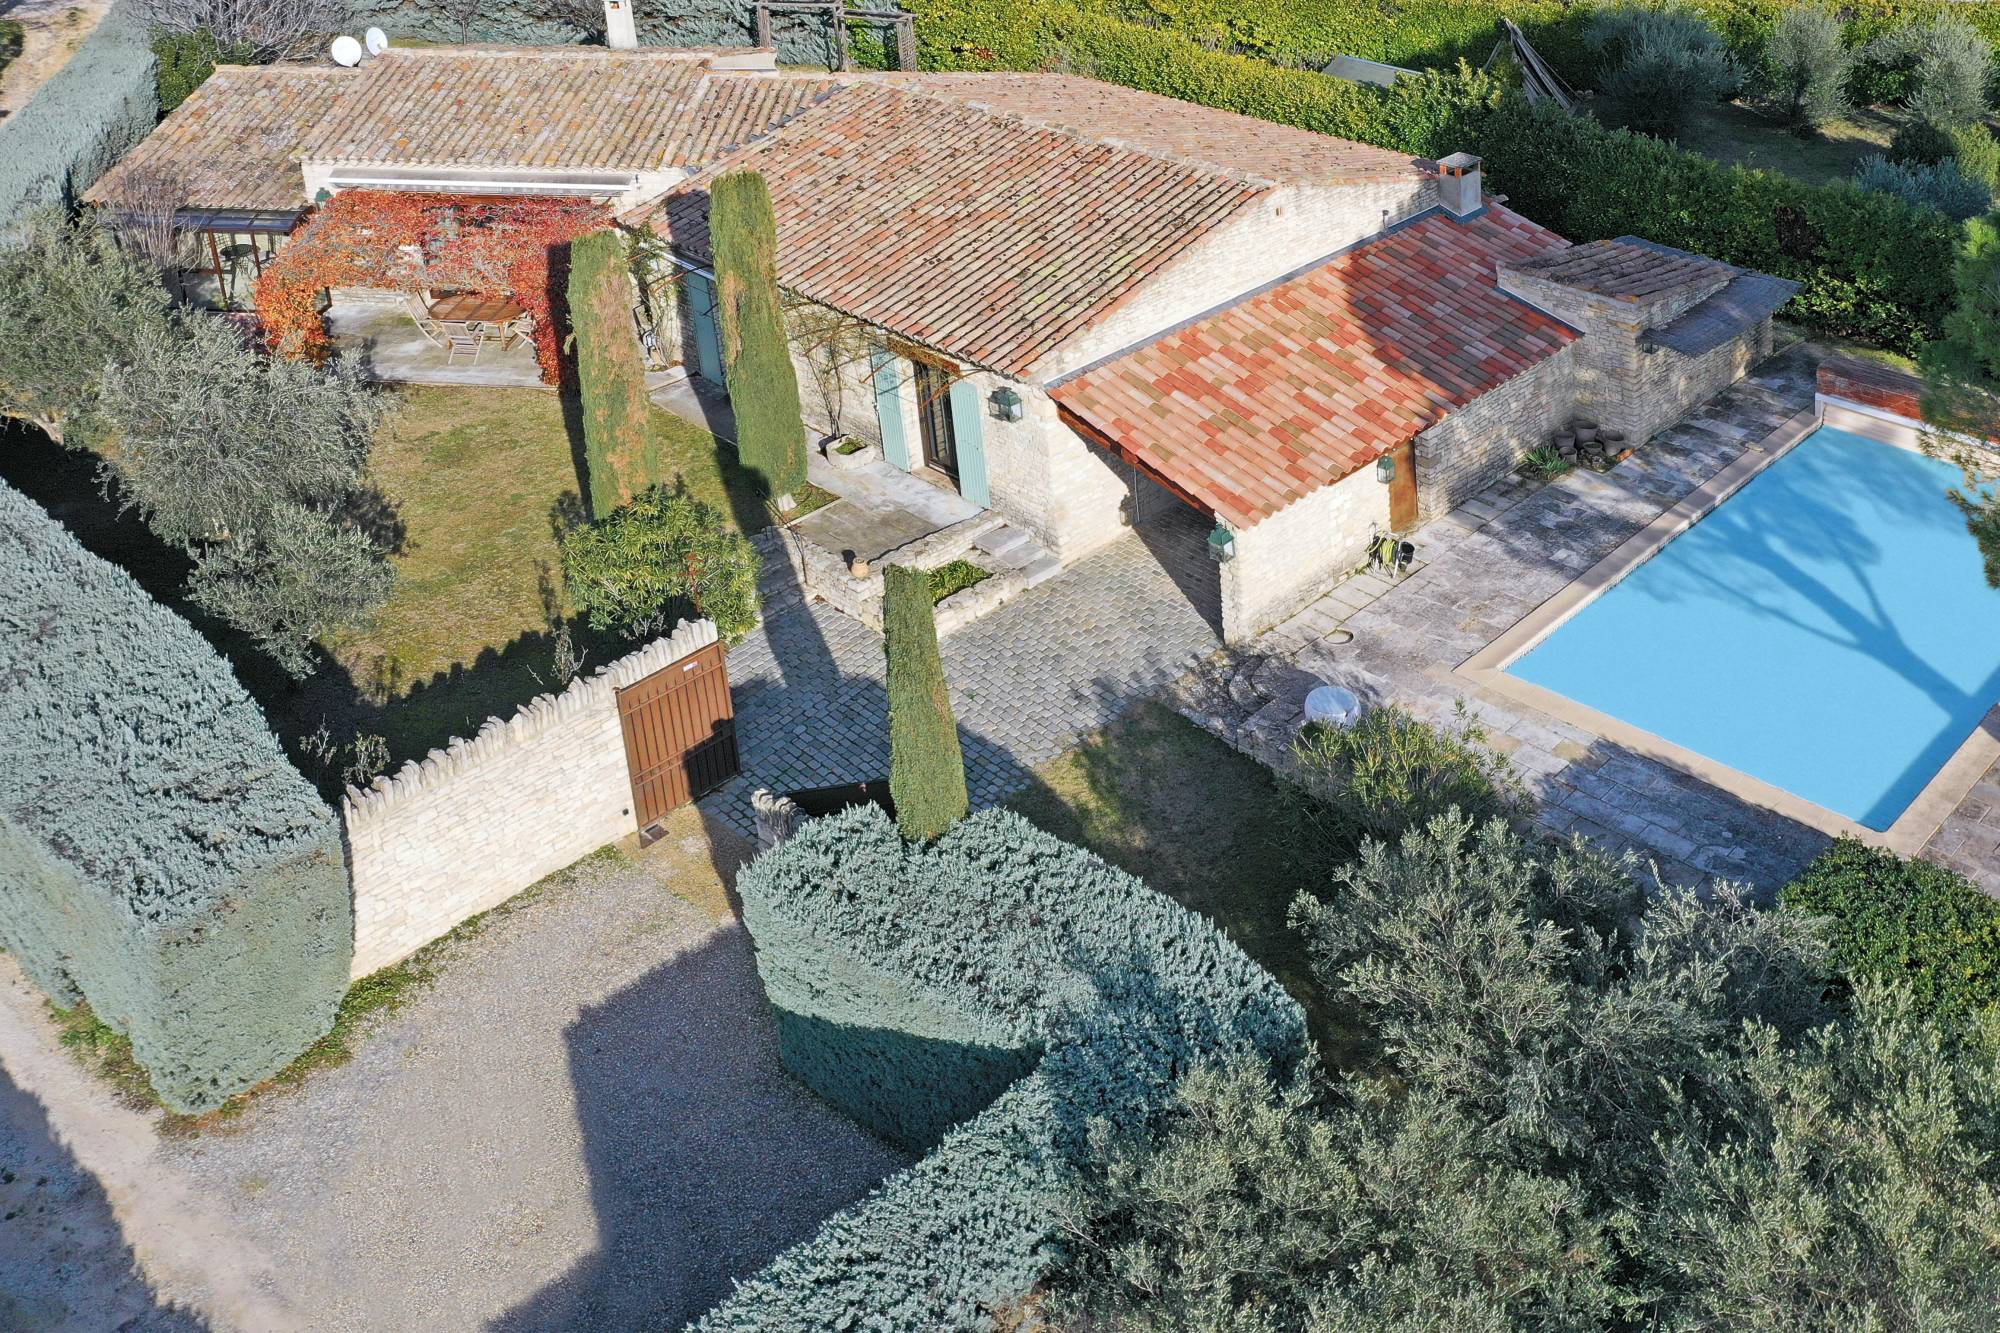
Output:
[{"xmin": 255, "ymin": 191, "xmax": 609, "ymax": 385}]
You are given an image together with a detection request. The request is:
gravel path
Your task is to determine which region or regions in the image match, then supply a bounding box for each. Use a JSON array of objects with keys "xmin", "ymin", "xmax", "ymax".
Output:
[{"xmin": 1, "ymin": 837, "xmax": 911, "ymax": 1331}]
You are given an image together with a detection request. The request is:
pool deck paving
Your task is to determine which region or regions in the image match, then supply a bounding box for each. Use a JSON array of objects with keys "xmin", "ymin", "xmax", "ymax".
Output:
[{"xmin": 1169, "ymin": 341, "xmax": 1959, "ymax": 896}]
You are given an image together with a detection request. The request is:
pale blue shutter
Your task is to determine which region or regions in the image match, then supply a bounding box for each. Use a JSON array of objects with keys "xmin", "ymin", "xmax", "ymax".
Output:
[
  {"xmin": 872, "ymin": 349, "xmax": 912, "ymax": 470},
  {"xmin": 948, "ymin": 379, "xmax": 990, "ymax": 507},
  {"xmin": 685, "ymin": 272, "xmax": 725, "ymax": 387}
]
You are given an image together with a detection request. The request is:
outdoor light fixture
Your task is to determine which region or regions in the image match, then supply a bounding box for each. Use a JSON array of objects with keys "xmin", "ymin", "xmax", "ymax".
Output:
[
  {"xmin": 1208, "ymin": 522, "xmax": 1236, "ymax": 563},
  {"xmin": 1376, "ymin": 453, "xmax": 1397, "ymax": 484},
  {"xmin": 989, "ymin": 386, "xmax": 1024, "ymax": 422}
]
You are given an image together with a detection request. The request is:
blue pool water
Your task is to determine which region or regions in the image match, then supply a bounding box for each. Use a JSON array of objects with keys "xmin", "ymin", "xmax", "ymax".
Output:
[{"xmin": 1510, "ymin": 426, "xmax": 2000, "ymax": 830}]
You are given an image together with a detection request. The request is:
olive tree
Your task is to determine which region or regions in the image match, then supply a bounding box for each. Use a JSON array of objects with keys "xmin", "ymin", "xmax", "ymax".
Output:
[
  {"xmin": 1589, "ymin": 2, "xmax": 1740, "ymax": 139},
  {"xmin": 1764, "ymin": 7, "xmax": 1851, "ymax": 133}
]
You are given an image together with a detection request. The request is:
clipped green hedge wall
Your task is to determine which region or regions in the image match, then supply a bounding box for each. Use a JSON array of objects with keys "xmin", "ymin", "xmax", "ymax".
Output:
[
  {"xmin": 897, "ymin": 2, "xmax": 1960, "ymax": 354},
  {"xmin": 698, "ymin": 806, "xmax": 1308, "ymax": 1330},
  {"xmin": 0, "ymin": 0, "xmax": 157, "ymax": 236},
  {"xmin": 0, "ymin": 480, "xmax": 350, "ymax": 1113},
  {"xmin": 1782, "ymin": 838, "xmax": 2000, "ymax": 1035}
]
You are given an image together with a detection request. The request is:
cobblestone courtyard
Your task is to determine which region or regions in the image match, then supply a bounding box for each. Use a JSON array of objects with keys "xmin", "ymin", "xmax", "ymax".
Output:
[{"xmin": 702, "ymin": 534, "xmax": 1220, "ymax": 835}]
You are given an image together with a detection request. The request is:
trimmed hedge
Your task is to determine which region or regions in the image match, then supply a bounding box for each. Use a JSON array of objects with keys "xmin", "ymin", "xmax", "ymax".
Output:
[
  {"xmin": 697, "ymin": 806, "xmax": 1309, "ymax": 1329},
  {"xmin": 897, "ymin": 2, "xmax": 1960, "ymax": 354},
  {"xmin": 568, "ymin": 229, "xmax": 660, "ymax": 517},
  {"xmin": 0, "ymin": 480, "xmax": 351, "ymax": 1113},
  {"xmin": 1781, "ymin": 838, "xmax": 2000, "ymax": 1035},
  {"xmin": 710, "ymin": 169, "xmax": 808, "ymax": 499},
  {"xmin": 0, "ymin": 0, "xmax": 157, "ymax": 237}
]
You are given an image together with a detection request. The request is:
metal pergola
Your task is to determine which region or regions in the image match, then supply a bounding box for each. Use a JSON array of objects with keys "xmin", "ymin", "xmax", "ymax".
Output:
[{"xmin": 753, "ymin": 0, "xmax": 917, "ymax": 71}]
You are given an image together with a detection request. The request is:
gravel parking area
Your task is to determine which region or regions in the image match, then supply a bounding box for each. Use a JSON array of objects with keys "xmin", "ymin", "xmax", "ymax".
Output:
[{"xmin": 0, "ymin": 824, "xmax": 910, "ymax": 1331}]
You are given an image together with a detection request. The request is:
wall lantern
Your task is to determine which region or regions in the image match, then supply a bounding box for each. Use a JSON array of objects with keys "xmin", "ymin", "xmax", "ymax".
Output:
[
  {"xmin": 989, "ymin": 386, "xmax": 1024, "ymax": 422},
  {"xmin": 1207, "ymin": 522, "xmax": 1236, "ymax": 563},
  {"xmin": 1376, "ymin": 453, "xmax": 1397, "ymax": 485}
]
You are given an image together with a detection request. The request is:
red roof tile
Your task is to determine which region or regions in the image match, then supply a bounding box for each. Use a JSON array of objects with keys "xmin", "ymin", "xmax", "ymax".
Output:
[
  {"xmin": 1051, "ymin": 208, "xmax": 1578, "ymax": 528},
  {"xmin": 638, "ymin": 83, "xmax": 1262, "ymax": 377}
]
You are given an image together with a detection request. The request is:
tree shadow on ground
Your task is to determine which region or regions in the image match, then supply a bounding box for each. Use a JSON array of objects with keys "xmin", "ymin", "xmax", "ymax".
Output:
[
  {"xmin": 0, "ymin": 1064, "xmax": 210, "ymax": 1332},
  {"xmin": 487, "ymin": 928, "xmax": 913, "ymax": 1332}
]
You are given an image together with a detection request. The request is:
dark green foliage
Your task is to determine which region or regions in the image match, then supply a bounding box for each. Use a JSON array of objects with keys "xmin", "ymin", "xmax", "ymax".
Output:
[
  {"xmin": 0, "ymin": 0, "xmax": 158, "ymax": 236},
  {"xmin": 699, "ymin": 805, "xmax": 1309, "ymax": 1329},
  {"xmin": 1589, "ymin": 1, "xmax": 1740, "ymax": 138},
  {"xmin": 1055, "ymin": 815, "xmax": 2000, "ymax": 1328},
  {"xmin": 1782, "ymin": 838, "xmax": 2000, "ymax": 1035},
  {"xmin": 150, "ymin": 29, "xmax": 251, "ymax": 115},
  {"xmin": 0, "ymin": 209, "xmax": 178, "ymax": 445},
  {"xmin": 1470, "ymin": 94, "xmax": 1961, "ymax": 353},
  {"xmin": 566, "ymin": 229, "xmax": 661, "ymax": 517},
  {"xmin": 0, "ymin": 480, "xmax": 350, "ymax": 1114},
  {"xmin": 1283, "ymin": 704, "xmax": 1523, "ymax": 864},
  {"xmin": 709, "ymin": 169, "xmax": 807, "ymax": 500},
  {"xmin": 559, "ymin": 484, "xmax": 761, "ymax": 640},
  {"xmin": 884, "ymin": 562, "xmax": 967, "ymax": 840},
  {"xmin": 1890, "ymin": 114, "xmax": 1957, "ymax": 164},
  {"xmin": 0, "ymin": 20, "xmax": 24, "ymax": 75},
  {"xmin": 1920, "ymin": 216, "xmax": 2000, "ymax": 582},
  {"xmin": 1950, "ymin": 122, "xmax": 2000, "ymax": 192}
]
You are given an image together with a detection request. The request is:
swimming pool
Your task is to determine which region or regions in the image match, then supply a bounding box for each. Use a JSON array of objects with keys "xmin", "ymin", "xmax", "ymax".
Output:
[{"xmin": 1504, "ymin": 424, "xmax": 2000, "ymax": 833}]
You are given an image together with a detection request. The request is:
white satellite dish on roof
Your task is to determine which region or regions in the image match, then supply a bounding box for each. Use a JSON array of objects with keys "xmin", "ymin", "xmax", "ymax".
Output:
[
  {"xmin": 329, "ymin": 34, "xmax": 363, "ymax": 67},
  {"xmin": 364, "ymin": 26, "xmax": 390, "ymax": 55}
]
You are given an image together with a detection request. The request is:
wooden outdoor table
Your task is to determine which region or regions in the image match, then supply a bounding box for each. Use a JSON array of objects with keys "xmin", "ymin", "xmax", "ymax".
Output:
[{"xmin": 425, "ymin": 293, "xmax": 525, "ymax": 324}]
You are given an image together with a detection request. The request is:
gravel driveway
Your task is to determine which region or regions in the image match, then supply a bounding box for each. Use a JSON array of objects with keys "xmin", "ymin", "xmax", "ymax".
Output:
[{"xmin": 1, "ymin": 830, "xmax": 910, "ymax": 1331}]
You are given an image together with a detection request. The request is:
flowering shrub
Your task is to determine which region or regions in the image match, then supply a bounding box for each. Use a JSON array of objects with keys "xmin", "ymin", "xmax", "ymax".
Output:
[{"xmin": 255, "ymin": 190, "xmax": 606, "ymax": 384}]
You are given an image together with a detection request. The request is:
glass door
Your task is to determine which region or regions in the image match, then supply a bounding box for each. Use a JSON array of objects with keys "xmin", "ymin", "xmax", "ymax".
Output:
[{"xmin": 914, "ymin": 361, "xmax": 958, "ymax": 479}]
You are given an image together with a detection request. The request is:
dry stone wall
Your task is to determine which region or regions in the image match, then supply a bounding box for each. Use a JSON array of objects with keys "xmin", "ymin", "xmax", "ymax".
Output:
[{"xmin": 342, "ymin": 620, "xmax": 718, "ymax": 978}]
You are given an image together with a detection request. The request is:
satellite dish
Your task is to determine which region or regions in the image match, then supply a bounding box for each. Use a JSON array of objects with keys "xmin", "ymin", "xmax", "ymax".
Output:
[
  {"xmin": 364, "ymin": 26, "xmax": 390, "ymax": 55},
  {"xmin": 329, "ymin": 34, "xmax": 363, "ymax": 67}
]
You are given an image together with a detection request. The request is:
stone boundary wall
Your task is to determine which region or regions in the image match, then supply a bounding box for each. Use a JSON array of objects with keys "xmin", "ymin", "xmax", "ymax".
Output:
[{"xmin": 342, "ymin": 620, "xmax": 718, "ymax": 978}]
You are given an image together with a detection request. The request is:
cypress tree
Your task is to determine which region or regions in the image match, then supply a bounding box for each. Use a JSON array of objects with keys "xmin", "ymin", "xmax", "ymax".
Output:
[
  {"xmin": 884, "ymin": 563, "xmax": 968, "ymax": 840},
  {"xmin": 709, "ymin": 169, "xmax": 807, "ymax": 501},
  {"xmin": 567, "ymin": 228, "xmax": 659, "ymax": 518}
]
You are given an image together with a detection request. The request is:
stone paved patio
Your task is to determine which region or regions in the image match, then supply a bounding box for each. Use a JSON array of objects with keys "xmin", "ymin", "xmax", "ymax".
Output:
[
  {"xmin": 701, "ymin": 533, "xmax": 1220, "ymax": 835},
  {"xmin": 1172, "ymin": 345, "xmax": 1844, "ymax": 895}
]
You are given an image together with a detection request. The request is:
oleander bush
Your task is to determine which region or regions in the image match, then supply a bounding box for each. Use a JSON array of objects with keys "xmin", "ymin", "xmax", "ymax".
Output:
[
  {"xmin": 1782, "ymin": 837, "xmax": 2000, "ymax": 1038},
  {"xmin": 695, "ymin": 805, "xmax": 1309, "ymax": 1330},
  {"xmin": 0, "ymin": 479, "xmax": 351, "ymax": 1114},
  {"xmin": 0, "ymin": 0, "xmax": 158, "ymax": 236},
  {"xmin": 559, "ymin": 484, "xmax": 761, "ymax": 640}
]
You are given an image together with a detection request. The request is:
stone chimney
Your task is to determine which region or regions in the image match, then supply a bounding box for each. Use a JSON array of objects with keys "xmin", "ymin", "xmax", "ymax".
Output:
[
  {"xmin": 604, "ymin": 0, "xmax": 638, "ymax": 49},
  {"xmin": 1436, "ymin": 152, "xmax": 1483, "ymax": 220}
]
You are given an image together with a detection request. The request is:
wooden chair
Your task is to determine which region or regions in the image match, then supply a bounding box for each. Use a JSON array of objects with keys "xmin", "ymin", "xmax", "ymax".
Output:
[
  {"xmin": 404, "ymin": 295, "xmax": 446, "ymax": 348},
  {"xmin": 445, "ymin": 330, "xmax": 482, "ymax": 366}
]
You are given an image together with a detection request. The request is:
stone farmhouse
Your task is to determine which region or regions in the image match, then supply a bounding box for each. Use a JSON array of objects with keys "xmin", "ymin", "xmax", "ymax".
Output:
[{"xmin": 89, "ymin": 40, "xmax": 1795, "ymax": 641}]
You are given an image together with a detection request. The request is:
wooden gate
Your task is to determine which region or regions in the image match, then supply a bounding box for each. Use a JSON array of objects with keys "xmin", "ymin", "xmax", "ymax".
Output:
[
  {"xmin": 1388, "ymin": 438, "xmax": 1419, "ymax": 531},
  {"xmin": 616, "ymin": 641, "xmax": 739, "ymax": 833}
]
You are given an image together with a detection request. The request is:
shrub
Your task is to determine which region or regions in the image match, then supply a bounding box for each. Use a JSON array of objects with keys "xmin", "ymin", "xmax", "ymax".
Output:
[
  {"xmin": 884, "ymin": 562, "xmax": 969, "ymax": 839},
  {"xmin": 1282, "ymin": 703, "xmax": 1524, "ymax": 863},
  {"xmin": 697, "ymin": 805, "xmax": 1309, "ymax": 1329},
  {"xmin": 559, "ymin": 484, "xmax": 761, "ymax": 640},
  {"xmin": 0, "ymin": 19, "xmax": 23, "ymax": 75},
  {"xmin": 926, "ymin": 557, "xmax": 991, "ymax": 603},
  {"xmin": 709, "ymin": 169, "xmax": 807, "ymax": 501},
  {"xmin": 0, "ymin": 479, "xmax": 350, "ymax": 1113},
  {"xmin": 0, "ymin": 0, "xmax": 158, "ymax": 236},
  {"xmin": 1853, "ymin": 152, "xmax": 1991, "ymax": 221},
  {"xmin": 150, "ymin": 28, "xmax": 252, "ymax": 115},
  {"xmin": 566, "ymin": 228, "xmax": 661, "ymax": 517},
  {"xmin": 1763, "ymin": 6, "xmax": 1851, "ymax": 132},
  {"xmin": 1869, "ymin": 12, "xmax": 1992, "ymax": 131},
  {"xmin": 1589, "ymin": 2, "xmax": 1740, "ymax": 138},
  {"xmin": 1950, "ymin": 122, "xmax": 2000, "ymax": 192},
  {"xmin": 1889, "ymin": 114, "xmax": 1957, "ymax": 165},
  {"xmin": 1781, "ymin": 838, "xmax": 2000, "ymax": 1036}
]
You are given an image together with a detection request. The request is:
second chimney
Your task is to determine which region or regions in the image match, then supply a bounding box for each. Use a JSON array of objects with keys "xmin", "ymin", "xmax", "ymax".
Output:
[
  {"xmin": 605, "ymin": 0, "xmax": 638, "ymax": 49},
  {"xmin": 1436, "ymin": 153, "xmax": 1483, "ymax": 220}
]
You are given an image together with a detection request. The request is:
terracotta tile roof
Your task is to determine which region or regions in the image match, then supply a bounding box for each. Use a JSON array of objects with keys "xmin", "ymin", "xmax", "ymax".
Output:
[
  {"xmin": 887, "ymin": 73, "xmax": 1431, "ymax": 186},
  {"xmin": 1502, "ymin": 235, "xmax": 1734, "ymax": 302},
  {"xmin": 86, "ymin": 65, "xmax": 354, "ymax": 212},
  {"xmin": 656, "ymin": 74, "xmax": 843, "ymax": 163},
  {"xmin": 639, "ymin": 83, "xmax": 1263, "ymax": 377},
  {"xmin": 1050, "ymin": 208, "xmax": 1579, "ymax": 529}
]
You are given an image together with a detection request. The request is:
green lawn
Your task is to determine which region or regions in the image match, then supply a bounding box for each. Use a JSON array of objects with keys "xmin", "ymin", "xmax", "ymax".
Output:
[
  {"xmin": 1007, "ymin": 701, "xmax": 1365, "ymax": 1069},
  {"xmin": 1673, "ymin": 100, "xmax": 1905, "ymax": 188},
  {"xmin": 2, "ymin": 385, "xmax": 793, "ymax": 790}
]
